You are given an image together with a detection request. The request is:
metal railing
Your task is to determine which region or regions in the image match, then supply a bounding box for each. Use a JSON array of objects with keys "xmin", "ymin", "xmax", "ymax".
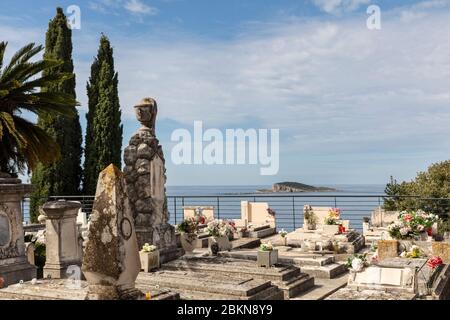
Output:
[{"xmin": 22, "ymin": 194, "xmax": 450, "ymax": 232}]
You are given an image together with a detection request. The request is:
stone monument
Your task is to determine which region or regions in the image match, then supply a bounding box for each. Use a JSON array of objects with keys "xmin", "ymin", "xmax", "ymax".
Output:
[
  {"xmin": 0, "ymin": 173, "xmax": 36, "ymax": 286},
  {"xmin": 42, "ymin": 200, "xmax": 82, "ymax": 279},
  {"xmin": 82, "ymin": 165, "xmax": 142, "ymax": 300},
  {"xmin": 123, "ymin": 98, "xmax": 179, "ymax": 263}
]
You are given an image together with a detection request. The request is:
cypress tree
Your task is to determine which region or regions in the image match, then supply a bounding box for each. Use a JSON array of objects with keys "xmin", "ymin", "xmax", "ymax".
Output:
[
  {"xmin": 83, "ymin": 35, "xmax": 123, "ymax": 195},
  {"xmin": 30, "ymin": 7, "xmax": 83, "ymax": 221}
]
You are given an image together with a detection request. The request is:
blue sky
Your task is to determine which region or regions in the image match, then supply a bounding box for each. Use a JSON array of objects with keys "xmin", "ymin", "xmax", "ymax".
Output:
[{"xmin": 2, "ymin": 0, "xmax": 450, "ymax": 186}]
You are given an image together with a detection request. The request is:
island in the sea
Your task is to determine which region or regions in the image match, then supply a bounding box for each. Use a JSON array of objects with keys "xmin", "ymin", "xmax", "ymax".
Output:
[{"xmin": 257, "ymin": 182, "xmax": 337, "ymax": 193}]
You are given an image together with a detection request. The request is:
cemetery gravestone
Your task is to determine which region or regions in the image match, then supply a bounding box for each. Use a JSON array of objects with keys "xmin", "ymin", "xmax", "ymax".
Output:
[
  {"xmin": 123, "ymin": 98, "xmax": 179, "ymax": 263},
  {"xmin": 0, "ymin": 173, "xmax": 36, "ymax": 286},
  {"xmin": 82, "ymin": 165, "xmax": 142, "ymax": 300}
]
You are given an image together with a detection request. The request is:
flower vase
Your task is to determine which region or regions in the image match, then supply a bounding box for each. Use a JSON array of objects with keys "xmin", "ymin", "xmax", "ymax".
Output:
[
  {"xmin": 257, "ymin": 249, "xmax": 278, "ymax": 268},
  {"xmin": 180, "ymin": 233, "xmax": 197, "ymax": 253},
  {"xmin": 209, "ymin": 236, "xmax": 232, "ymax": 252},
  {"xmin": 140, "ymin": 250, "xmax": 160, "ymax": 272}
]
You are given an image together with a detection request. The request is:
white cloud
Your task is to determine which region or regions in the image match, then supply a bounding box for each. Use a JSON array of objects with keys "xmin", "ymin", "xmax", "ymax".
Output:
[
  {"xmin": 124, "ymin": 0, "xmax": 158, "ymax": 15},
  {"xmin": 89, "ymin": 0, "xmax": 158, "ymax": 16},
  {"xmin": 312, "ymin": 0, "xmax": 370, "ymax": 14},
  {"xmin": 3, "ymin": 1, "xmax": 450, "ymax": 183}
]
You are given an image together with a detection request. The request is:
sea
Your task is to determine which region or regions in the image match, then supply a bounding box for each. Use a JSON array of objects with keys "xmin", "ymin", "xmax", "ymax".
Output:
[{"xmin": 23, "ymin": 184, "xmax": 387, "ymax": 232}]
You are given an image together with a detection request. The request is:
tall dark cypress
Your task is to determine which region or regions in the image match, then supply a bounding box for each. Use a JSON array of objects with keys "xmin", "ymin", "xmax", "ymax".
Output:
[
  {"xmin": 30, "ymin": 7, "xmax": 83, "ymax": 221},
  {"xmin": 83, "ymin": 35, "xmax": 123, "ymax": 195}
]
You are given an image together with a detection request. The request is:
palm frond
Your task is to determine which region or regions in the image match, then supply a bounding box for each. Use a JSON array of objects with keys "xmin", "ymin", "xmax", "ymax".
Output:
[
  {"xmin": 0, "ymin": 42, "xmax": 7, "ymax": 72},
  {"xmin": 1, "ymin": 43, "xmax": 42, "ymax": 78}
]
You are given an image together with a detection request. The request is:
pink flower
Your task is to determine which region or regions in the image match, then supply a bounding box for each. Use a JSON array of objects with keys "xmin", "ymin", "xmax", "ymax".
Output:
[{"xmin": 427, "ymin": 256, "xmax": 443, "ymax": 269}]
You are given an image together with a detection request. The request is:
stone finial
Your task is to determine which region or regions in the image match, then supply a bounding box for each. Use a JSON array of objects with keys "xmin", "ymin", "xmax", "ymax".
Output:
[
  {"xmin": 134, "ymin": 97, "xmax": 157, "ymax": 136},
  {"xmin": 82, "ymin": 164, "xmax": 141, "ymax": 300}
]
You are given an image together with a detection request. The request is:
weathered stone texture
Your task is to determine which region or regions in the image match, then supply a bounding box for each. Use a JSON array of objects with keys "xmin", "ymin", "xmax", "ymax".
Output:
[{"xmin": 123, "ymin": 98, "xmax": 179, "ymax": 263}]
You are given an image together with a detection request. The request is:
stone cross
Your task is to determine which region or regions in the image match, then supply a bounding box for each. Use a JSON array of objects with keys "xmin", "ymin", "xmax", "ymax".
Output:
[
  {"xmin": 42, "ymin": 200, "xmax": 82, "ymax": 279},
  {"xmin": 124, "ymin": 98, "xmax": 179, "ymax": 263},
  {"xmin": 0, "ymin": 173, "xmax": 36, "ymax": 286},
  {"xmin": 82, "ymin": 164, "xmax": 142, "ymax": 300}
]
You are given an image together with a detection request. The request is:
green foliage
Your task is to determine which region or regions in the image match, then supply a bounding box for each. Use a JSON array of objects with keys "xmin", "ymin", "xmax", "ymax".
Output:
[
  {"xmin": 83, "ymin": 34, "xmax": 123, "ymax": 195},
  {"xmin": 384, "ymin": 161, "xmax": 450, "ymax": 235},
  {"xmin": 0, "ymin": 41, "xmax": 78, "ymax": 175},
  {"xmin": 384, "ymin": 161, "xmax": 450, "ymax": 219},
  {"xmin": 34, "ymin": 241, "xmax": 46, "ymax": 268},
  {"xmin": 30, "ymin": 7, "xmax": 83, "ymax": 222}
]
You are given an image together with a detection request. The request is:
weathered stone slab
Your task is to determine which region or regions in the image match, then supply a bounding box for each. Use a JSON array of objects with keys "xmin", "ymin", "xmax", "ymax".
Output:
[
  {"xmin": 0, "ymin": 279, "xmax": 179, "ymax": 300},
  {"xmin": 82, "ymin": 165, "xmax": 141, "ymax": 300},
  {"xmin": 0, "ymin": 174, "xmax": 36, "ymax": 286},
  {"xmin": 432, "ymin": 242, "xmax": 450, "ymax": 263},
  {"xmin": 377, "ymin": 240, "xmax": 399, "ymax": 261},
  {"xmin": 163, "ymin": 256, "xmax": 314, "ymax": 299}
]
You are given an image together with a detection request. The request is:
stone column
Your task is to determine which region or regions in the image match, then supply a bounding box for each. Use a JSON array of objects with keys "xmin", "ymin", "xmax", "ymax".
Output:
[
  {"xmin": 0, "ymin": 173, "xmax": 36, "ymax": 286},
  {"xmin": 42, "ymin": 200, "xmax": 82, "ymax": 279},
  {"xmin": 123, "ymin": 98, "xmax": 180, "ymax": 263}
]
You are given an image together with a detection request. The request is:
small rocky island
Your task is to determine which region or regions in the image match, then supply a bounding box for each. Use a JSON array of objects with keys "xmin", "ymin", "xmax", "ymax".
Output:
[{"xmin": 258, "ymin": 182, "xmax": 337, "ymax": 193}]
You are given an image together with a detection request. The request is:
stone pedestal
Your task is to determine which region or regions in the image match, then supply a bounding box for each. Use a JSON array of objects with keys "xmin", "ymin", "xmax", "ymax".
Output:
[
  {"xmin": 124, "ymin": 98, "xmax": 180, "ymax": 263},
  {"xmin": 0, "ymin": 173, "xmax": 36, "ymax": 286},
  {"xmin": 378, "ymin": 240, "xmax": 399, "ymax": 261},
  {"xmin": 42, "ymin": 200, "xmax": 82, "ymax": 279}
]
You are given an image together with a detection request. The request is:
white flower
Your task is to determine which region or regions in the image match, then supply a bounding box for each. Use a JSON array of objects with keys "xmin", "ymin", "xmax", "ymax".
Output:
[
  {"xmin": 400, "ymin": 251, "xmax": 407, "ymax": 258},
  {"xmin": 351, "ymin": 258, "xmax": 364, "ymax": 272},
  {"xmin": 400, "ymin": 227, "xmax": 410, "ymax": 236}
]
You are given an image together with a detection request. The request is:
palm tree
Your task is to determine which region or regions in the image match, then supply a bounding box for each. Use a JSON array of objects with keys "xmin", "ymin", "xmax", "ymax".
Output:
[{"xmin": 0, "ymin": 41, "xmax": 79, "ymax": 175}]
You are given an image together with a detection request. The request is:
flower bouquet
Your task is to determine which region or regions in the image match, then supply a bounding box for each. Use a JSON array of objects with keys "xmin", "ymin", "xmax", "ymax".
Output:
[
  {"xmin": 388, "ymin": 210, "xmax": 440, "ymax": 240},
  {"xmin": 400, "ymin": 245, "xmax": 425, "ymax": 259},
  {"xmin": 177, "ymin": 218, "xmax": 199, "ymax": 253},
  {"xmin": 139, "ymin": 243, "xmax": 159, "ymax": 272},
  {"xmin": 258, "ymin": 242, "xmax": 278, "ymax": 267},
  {"xmin": 304, "ymin": 205, "xmax": 318, "ymax": 230},
  {"xmin": 323, "ymin": 208, "xmax": 342, "ymax": 235},
  {"xmin": 346, "ymin": 253, "xmax": 368, "ymax": 272}
]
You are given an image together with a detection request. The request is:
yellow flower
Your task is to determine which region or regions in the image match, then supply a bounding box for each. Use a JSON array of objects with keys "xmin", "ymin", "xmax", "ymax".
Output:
[{"xmin": 145, "ymin": 292, "xmax": 152, "ymax": 300}]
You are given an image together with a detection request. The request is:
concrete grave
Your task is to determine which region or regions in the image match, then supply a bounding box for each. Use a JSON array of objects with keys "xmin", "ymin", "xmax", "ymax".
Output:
[{"xmin": 0, "ymin": 173, "xmax": 36, "ymax": 286}]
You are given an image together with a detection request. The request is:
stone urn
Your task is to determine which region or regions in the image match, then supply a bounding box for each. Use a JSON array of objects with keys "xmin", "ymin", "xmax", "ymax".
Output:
[
  {"xmin": 139, "ymin": 250, "xmax": 160, "ymax": 272},
  {"xmin": 257, "ymin": 249, "xmax": 278, "ymax": 268},
  {"xmin": 180, "ymin": 233, "xmax": 197, "ymax": 253},
  {"xmin": 323, "ymin": 225, "xmax": 340, "ymax": 236},
  {"xmin": 209, "ymin": 236, "xmax": 232, "ymax": 253}
]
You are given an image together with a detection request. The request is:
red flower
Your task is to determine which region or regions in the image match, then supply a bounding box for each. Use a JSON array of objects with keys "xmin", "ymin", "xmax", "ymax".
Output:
[
  {"xmin": 426, "ymin": 228, "xmax": 433, "ymax": 236},
  {"xmin": 427, "ymin": 256, "xmax": 443, "ymax": 269},
  {"xmin": 338, "ymin": 225, "xmax": 346, "ymax": 234},
  {"xmin": 199, "ymin": 216, "xmax": 206, "ymax": 225},
  {"xmin": 403, "ymin": 214, "xmax": 413, "ymax": 222}
]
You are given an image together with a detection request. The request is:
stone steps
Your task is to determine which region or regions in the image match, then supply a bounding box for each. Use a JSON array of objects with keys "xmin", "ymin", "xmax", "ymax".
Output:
[
  {"xmin": 162, "ymin": 256, "xmax": 314, "ymax": 299},
  {"xmin": 220, "ymin": 250, "xmax": 347, "ymax": 279},
  {"xmin": 137, "ymin": 269, "xmax": 282, "ymax": 300}
]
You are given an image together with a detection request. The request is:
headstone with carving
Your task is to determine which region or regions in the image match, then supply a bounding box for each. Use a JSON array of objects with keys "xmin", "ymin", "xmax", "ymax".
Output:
[
  {"xmin": 82, "ymin": 165, "xmax": 142, "ymax": 300},
  {"xmin": 0, "ymin": 173, "xmax": 36, "ymax": 286},
  {"xmin": 123, "ymin": 98, "xmax": 179, "ymax": 263}
]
